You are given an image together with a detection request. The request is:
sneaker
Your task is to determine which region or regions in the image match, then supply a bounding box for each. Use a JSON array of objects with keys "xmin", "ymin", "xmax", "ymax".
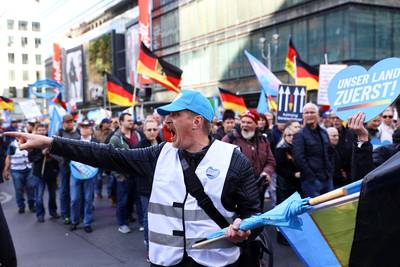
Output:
[
  {"xmin": 64, "ymin": 217, "xmax": 71, "ymax": 225},
  {"xmin": 70, "ymin": 224, "xmax": 78, "ymax": 231},
  {"xmin": 50, "ymin": 213, "xmax": 60, "ymax": 219},
  {"xmin": 118, "ymin": 225, "xmax": 131, "ymax": 234},
  {"xmin": 29, "ymin": 204, "xmax": 36, "ymax": 213},
  {"xmin": 84, "ymin": 225, "xmax": 93, "ymax": 233},
  {"xmin": 37, "ymin": 217, "xmax": 45, "ymax": 223},
  {"xmin": 18, "ymin": 208, "xmax": 25, "ymax": 214},
  {"xmin": 138, "ymin": 226, "xmax": 144, "ymax": 232}
]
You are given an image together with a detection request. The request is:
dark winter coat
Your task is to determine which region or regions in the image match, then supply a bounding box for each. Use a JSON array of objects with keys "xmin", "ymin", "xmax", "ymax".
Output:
[{"xmin": 293, "ymin": 124, "xmax": 333, "ymax": 182}]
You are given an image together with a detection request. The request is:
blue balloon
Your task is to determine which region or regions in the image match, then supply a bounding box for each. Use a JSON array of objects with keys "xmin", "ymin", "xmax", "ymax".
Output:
[
  {"xmin": 29, "ymin": 79, "xmax": 64, "ymax": 99},
  {"xmin": 328, "ymin": 57, "xmax": 400, "ymax": 122}
]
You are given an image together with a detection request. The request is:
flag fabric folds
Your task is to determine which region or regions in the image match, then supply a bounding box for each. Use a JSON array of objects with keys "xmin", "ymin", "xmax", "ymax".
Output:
[
  {"xmin": 0, "ymin": 97, "xmax": 14, "ymax": 111},
  {"xmin": 244, "ymin": 50, "xmax": 281, "ymax": 97},
  {"xmin": 48, "ymin": 105, "xmax": 66, "ymax": 136},
  {"xmin": 348, "ymin": 152, "xmax": 400, "ymax": 267},
  {"xmin": 267, "ymin": 95, "xmax": 278, "ymax": 113},
  {"xmin": 256, "ymin": 91, "xmax": 268, "ymax": 114},
  {"xmin": 296, "ymin": 57, "xmax": 319, "ymax": 91},
  {"xmin": 52, "ymin": 93, "xmax": 67, "ymax": 110},
  {"xmin": 279, "ymin": 180, "xmax": 364, "ymax": 267},
  {"xmin": 106, "ymin": 74, "xmax": 136, "ymax": 107},
  {"xmin": 285, "ymin": 37, "xmax": 299, "ymax": 79},
  {"xmin": 218, "ymin": 88, "xmax": 247, "ymax": 114},
  {"xmin": 137, "ymin": 42, "xmax": 182, "ymax": 93}
]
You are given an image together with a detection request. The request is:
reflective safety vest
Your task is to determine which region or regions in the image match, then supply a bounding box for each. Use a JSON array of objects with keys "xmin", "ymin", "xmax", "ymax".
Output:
[{"xmin": 148, "ymin": 140, "xmax": 240, "ymax": 266}]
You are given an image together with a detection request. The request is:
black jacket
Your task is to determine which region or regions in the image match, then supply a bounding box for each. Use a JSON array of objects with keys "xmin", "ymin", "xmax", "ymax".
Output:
[
  {"xmin": 337, "ymin": 127, "xmax": 356, "ymax": 179},
  {"xmin": 352, "ymin": 142, "xmax": 400, "ymax": 180},
  {"xmin": 28, "ymin": 149, "xmax": 59, "ymax": 179},
  {"xmin": 275, "ymin": 143, "xmax": 302, "ymax": 203},
  {"xmin": 293, "ymin": 124, "xmax": 333, "ymax": 182},
  {"xmin": 0, "ymin": 203, "xmax": 16, "ymax": 267},
  {"xmin": 133, "ymin": 137, "xmax": 162, "ymax": 196},
  {"xmin": 49, "ymin": 137, "xmax": 261, "ymax": 218}
]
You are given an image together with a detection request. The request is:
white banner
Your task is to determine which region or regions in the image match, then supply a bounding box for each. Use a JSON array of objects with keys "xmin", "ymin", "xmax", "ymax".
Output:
[
  {"xmin": 317, "ymin": 64, "xmax": 347, "ymax": 105},
  {"xmin": 19, "ymin": 100, "xmax": 42, "ymax": 119}
]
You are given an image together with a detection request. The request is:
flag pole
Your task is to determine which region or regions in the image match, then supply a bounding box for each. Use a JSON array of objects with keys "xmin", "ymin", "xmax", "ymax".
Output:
[
  {"xmin": 294, "ymin": 56, "xmax": 298, "ymax": 84},
  {"xmin": 103, "ymin": 74, "xmax": 108, "ymax": 110},
  {"xmin": 132, "ymin": 86, "xmax": 138, "ymax": 120}
]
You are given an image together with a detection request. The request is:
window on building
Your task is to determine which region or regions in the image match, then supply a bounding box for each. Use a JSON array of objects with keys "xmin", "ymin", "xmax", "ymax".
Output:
[
  {"xmin": 35, "ymin": 38, "xmax": 41, "ymax": 48},
  {"xmin": 21, "ymin": 37, "xmax": 28, "ymax": 47},
  {"xmin": 18, "ymin": 20, "xmax": 28, "ymax": 31},
  {"xmin": 7, "ymin": 19, "xmax": 14, "ymax": 30},
  {"xmin": 22, "ymin": 54, "xmax": 28, "ymax": 64},
  {"xmin": 8, "ymin": 53, "xmax": 15, "ymax": 64},
  {"xmin": 23, "ymin": 87, "xmax": 30, "ymax": 98},
  {"xmin": 35, "ymin": 55, "xmax": 41, "ymax": 65},
  {"xmin": 32, "ymin": 22, "xmax": 40, "ymax": 32},
  {"xmin": 8, "ymin": 36, "xmax": 14, "ymax": 47},
  {"xmin": 8, "ymin": 70, "xmax": 15, "ymax": 81},
  {"xmin": 36, "ymin": 71, "xmax": 41, "ymax": 80},
  {"xmin": 8, "ymin": 87, "xmax": 17, "ymax": 98},
  {"xmin": 23, "ymin": 70, "xmax": 29, "ymax": 81}
]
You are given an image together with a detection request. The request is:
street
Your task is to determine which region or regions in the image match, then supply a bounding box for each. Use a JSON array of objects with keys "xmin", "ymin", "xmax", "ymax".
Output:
[{"xmin": 1, "ymin": 181, "xmax": 304, "ymax": 267}]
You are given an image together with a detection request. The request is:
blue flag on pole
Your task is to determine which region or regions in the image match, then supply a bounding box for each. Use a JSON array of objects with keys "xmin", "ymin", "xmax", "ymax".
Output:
[
  {"xmin": 48, "ymin": 104, "xmax": 65, "ymax": 136},
  {"xmin": 244, "ymin": 50, "xmax": 281, "ymax": 97},
  {"xmin": 257, "ymin": 91, "xmax": 269, "ymax": 114}
]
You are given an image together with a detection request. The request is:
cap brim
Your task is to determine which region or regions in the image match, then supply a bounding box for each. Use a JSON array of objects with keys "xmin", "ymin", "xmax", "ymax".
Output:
[{"xmin": 157, "ymin": 103, "xmax": 186, "ymax": 116}]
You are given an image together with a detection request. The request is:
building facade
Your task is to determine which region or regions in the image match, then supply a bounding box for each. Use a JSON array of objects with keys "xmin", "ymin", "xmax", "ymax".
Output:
[
  {"xmin": 151, "ymin": 0, "xmax": 400, "ymax": 106},
  {"xmin": 0, "ymin": 13, "xmax": 44, "ymax": 98}
]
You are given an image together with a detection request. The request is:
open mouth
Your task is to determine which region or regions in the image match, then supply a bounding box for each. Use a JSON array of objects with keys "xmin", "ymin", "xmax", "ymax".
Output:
[{"xmin": 170, "ymin": 127, "xmax": 177, "ymax": 141}]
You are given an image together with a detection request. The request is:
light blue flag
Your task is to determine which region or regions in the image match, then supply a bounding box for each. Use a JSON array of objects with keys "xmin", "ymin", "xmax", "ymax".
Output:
[
  {"xmin": 48, "ymin": 104, "xmax": 64, "ymax": 136},
  {"xmin": 244, "ymin": 50, "xmax": 281, "ymax": 97},
  {"xmin": 256, "ymin": 91, "xmax": 269, "ymax": 114},
  {"xmin": 213, "ymin": 96, "xmax": 223, "ymax": 121}
]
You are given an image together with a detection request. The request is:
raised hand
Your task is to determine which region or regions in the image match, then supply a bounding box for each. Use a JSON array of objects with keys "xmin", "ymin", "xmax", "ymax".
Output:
[
  {"xmin": 348, "ymin": 112, "xmax": 368, "ymax": 142},
  {"xmin": 3, "ymin": 132, "xmax": 53, "ymax": 150}
]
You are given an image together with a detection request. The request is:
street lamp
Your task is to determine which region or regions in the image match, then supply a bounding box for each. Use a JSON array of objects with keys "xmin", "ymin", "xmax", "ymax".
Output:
[{"xmin": 259, "ymin": 33, "xmax": 279, "ymax": 70}]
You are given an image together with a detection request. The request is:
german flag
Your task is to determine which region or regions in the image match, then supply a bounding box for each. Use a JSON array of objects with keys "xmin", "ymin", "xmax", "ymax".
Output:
[
  {"xmin": 52, "ymin": 92, "xmax": 67, "ymax": 110},
  {"xmin": 219, "ymin": 88, "xmax": 247, "ymax": 114},
  {"xmin": 267, "ymin": 95, "xmax": 278, "ymax": 113},
  {"xmin": 296, "ymin": 57, "xmax": 319, "ymax": 91},
  {"xmin": 137, "ymin": 42, "xmax": 182, "ymax": 93},
  {"xmin": 0, "ymin": 96, "xmax": 14, "ymax": 111},
  {"xmin": 285, "ymin": 37, "xmax": 299, "ymax": 79},
  {"xmin": 106, "ymin": 74, "xmax": 136, "ymax": 107}
]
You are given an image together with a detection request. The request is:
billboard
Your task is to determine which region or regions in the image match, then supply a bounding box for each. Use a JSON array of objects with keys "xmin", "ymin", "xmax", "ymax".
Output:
[
  {"xmin": 86, "ymin": 33, "xmax": 112, "ymax": 103},
  {"xmin": 126, "ymin": 22, "xmax": 140, "ymax": 87},
  {"xmin": 65, "ymin": 46, "xmax": 84, "ymax": 103}
]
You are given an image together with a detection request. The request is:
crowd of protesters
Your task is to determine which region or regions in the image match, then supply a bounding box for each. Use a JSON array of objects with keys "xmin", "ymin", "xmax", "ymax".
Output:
[{"xmin": 1, "ymin": 103, "xmax": 400, "ymax": 261}]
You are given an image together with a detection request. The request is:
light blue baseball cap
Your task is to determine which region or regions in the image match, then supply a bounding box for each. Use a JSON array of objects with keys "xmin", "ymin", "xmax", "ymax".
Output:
[{"xmin": 157, "ymin": 90, "xmax": 214, "ymax": 122}]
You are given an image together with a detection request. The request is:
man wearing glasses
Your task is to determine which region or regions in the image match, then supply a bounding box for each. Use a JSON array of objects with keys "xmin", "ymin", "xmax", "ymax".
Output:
[{"xmin": 293, "ymin": 103, "xmax": 334, "ymax": 197}]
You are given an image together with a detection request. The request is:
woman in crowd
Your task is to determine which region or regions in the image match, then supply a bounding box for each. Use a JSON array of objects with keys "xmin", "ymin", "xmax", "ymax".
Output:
[
  {"xmin": 275, "ymin": 125, "xmax": 302, "ymax": 204},
  {"xmin": 257, "ymin": 113, "xmax": 274, "ymax": 145}
]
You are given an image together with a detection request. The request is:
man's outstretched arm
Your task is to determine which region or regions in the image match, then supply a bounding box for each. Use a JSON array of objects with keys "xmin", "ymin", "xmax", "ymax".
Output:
[{"xmin": 4, "ymin": 132, "xmax": 163, "ymax": 177}]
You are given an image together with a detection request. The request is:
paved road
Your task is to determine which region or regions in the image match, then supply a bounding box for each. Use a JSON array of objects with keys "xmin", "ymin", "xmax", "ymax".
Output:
[{"xmin": 1, "ymin": 181, "xmax": 304, "ymax": 267}]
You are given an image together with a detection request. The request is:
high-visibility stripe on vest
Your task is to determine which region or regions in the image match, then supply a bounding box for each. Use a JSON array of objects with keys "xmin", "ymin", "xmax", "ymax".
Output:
[{"xmin": 148, "ymin": 140, "xmax": 240, "ymax": 266}]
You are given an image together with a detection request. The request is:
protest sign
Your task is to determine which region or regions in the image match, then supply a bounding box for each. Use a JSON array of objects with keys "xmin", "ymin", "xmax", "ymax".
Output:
[
  {"xmin": 19, "ymin": 100, "xmax": 42, "ymax": 119},
  {"xmin": 328, "ymin": 57, "xmax": 400, "ymax": 121},
  {"xmin": 277, "ymin": 85, "xmax": 306, "ymax": 123},
  {"xmin": 317, "ymin": 64, "xmax": 347, "ymax": 105}
]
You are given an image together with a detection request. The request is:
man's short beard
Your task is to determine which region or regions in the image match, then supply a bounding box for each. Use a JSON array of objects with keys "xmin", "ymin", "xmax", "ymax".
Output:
[{"xmin": 241, "ymin": 130, "xmax": 255, "ymax": 140}]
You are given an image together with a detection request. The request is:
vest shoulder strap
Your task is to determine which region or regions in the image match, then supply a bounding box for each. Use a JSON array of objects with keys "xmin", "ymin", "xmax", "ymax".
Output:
[{"xmin": 178, "ymin": 149, "xmax": 229, "ymax": 229}]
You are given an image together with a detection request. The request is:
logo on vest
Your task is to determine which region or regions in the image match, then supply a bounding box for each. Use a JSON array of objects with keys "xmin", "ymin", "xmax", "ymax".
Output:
[{"xmin": 206, "ymin": 166, "xmax": 220, "ymax": 179}]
